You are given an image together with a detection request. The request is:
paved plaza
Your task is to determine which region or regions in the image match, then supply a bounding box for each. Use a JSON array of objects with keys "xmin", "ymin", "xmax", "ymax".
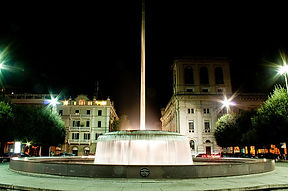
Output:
[{"xmin": 0, "ymin": 161, "xmax": 288, "ymax": 191}]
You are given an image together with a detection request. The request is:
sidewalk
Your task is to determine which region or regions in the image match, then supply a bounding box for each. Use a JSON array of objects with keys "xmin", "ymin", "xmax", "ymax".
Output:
[{"xmin": 0, "ymin": 162, "xmax": 288, "ymax": 191}]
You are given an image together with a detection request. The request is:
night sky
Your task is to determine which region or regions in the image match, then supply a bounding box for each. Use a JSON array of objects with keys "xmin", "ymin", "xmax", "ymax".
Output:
[{"xmin": 1, "ymin": 1, "xmax": 288, "ymax": 129}]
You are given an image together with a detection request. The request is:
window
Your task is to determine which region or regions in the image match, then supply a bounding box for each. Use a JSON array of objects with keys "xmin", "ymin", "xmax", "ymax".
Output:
[
  {"xmin": 87, "ymin": 101, "xmax": 92, "ymax": 106},
  {"xmin": 75, "ymin": 110, "xmax": 79, "ymax": 115},
  {"xmin": 73, "ymin": 101, "xmax": 77, "ymax": 106},
  {"xmin": 59, "ymin": 110, "xmax": 63, "ymax": 116},
  {"xmin": 200, "ymin": 67, "xmax": 209, "ymax": 84},
  {"xmin": 86, "ymin": 110, "xmax": 90, "ymax": 115},
  {"xmin": 190, "ymin": 140, "xmax": 195, "ymax": 150},
  {"xmin": 188, "ymin": 108, "xmax": 194, "ymax": 114},
  {"xmin": 201, "ymin": 88, "xmax": 209, "ymax": 92},
  {"xmin": 98, "ymin": 110, "xmax": 102, "ymax": 116},
  {"xmin": 72, "ymin": 133, "xmax": 79, "ymax": 140},
  {"xmin": 217, "ymin": 88, "xmax": 223, "ymax": 93},
  {"xmin": 98, "ymin": 121, "xmax": 101, "ymax": 127},
  {"xmin": 204, "ymin": 120, "xmax": 210, "ymax": 133},
  {"xmin": 186, "ymin": 88, "xmax": 193, "ymax": 92},
  {"xmin": 84, "ymin": 133, "xmax": 90, "ymax": 140},
  {"xmin": 86, "ymin": 121, "xmax": 90, "ymax": 127},
  {"xmin": 79, "ymin": 100, "xmax": 85, "ymax": 105},
  {"xmin": 203, "ymin": 108, "xmax": 210, "ymax": 114},
  {"xmin": 188, "ymin": 120, "xmax": 194, "ymax": 133},
  {"xmin": 184, "ymin": 65, "xmax": 194, "ymax": 84},
  {"xmin": 73, "ymin": 121, "xmax": 80, "ymax": 127},
  {"xmin": 215, "ymin": 67, "xmax": 224, "ymax": 84},
  {"xmin": 205, "ymin": 140, "xmax": 211, "ymax": 144}
]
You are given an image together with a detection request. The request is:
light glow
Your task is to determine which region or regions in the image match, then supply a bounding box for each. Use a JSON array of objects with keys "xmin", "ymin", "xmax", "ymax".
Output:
[
  {"xmin": 49, "ymin": 97, "xmax": 59, "ymax": 106},
  {"xmin": 25, "ymin": 142, "xmax": 31, "ymax": 147},
  {"xmin": 44, "ymin": 94, "xmax": 60, "ymax": 108},
  {"xmin": 221, "ymin": 97, "xmax": 236, "ymax": 108},
  {"xmin": 95, "ymin": 101, "xmax": 107, "ymax": 106},
  {"xmin": 14, "ymin": 142, "xmax": 21, "ymax": 153},
  {"xmin": 219, "ymin": 95, "xmax": 236, "ymax": 113},
  {"xmin": 277, "ymin": 65, "xmax": 288, "ymax": 75}
]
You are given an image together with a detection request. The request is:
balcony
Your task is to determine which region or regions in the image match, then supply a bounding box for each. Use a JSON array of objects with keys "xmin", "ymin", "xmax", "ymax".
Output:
[
  {"xmin": 70, "ymin": 114, "xmax": 91, "ymax": 119},
  {"xmin": 68, "ymin": 139, "xmax": 90, "ymax": 145},
  {"xmin": 69, "ymin": 127, "xmax": 91, "ymax": 131}
]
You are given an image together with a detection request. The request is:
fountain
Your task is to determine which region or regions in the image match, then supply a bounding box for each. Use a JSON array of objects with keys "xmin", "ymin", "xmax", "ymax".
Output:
[
  {"xmin": 9, "ymin": 0, "xmax": 275, "ymax": 179},
  {"xmin": 94, "ymin": 131, "xmax": 193, "ymax": 165},
  {"xmin": 93, "ymin": 0, "xmax": 193, "ymax": 166}
]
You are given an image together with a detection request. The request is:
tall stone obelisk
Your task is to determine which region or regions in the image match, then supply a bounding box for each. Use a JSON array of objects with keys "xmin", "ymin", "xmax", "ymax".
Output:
[{"xmin": 140, "ymin": 0, "xmax": 145, "ymax": 130}]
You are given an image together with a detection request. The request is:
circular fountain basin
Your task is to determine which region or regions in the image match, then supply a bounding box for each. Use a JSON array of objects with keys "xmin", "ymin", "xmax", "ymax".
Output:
[
  {"xmin": 94, "ymin": 130, "xmax": 193, "ymax": 165},
  {"xmin": 9, "ymin": 157, "xmax": 275, "ymax": 179},
  {"xmin": 8, "ymin": 131, "xmax": 275, "ymax": 178}
]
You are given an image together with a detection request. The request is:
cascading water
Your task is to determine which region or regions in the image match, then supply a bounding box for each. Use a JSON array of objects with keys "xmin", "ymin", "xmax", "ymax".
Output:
[{"xmin": 94, "ymin": 130, "xmax": 193, "ymax": 165}]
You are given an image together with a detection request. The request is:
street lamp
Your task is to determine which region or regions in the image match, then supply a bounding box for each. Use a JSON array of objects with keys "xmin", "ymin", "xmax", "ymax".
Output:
[
  {"xmin": 220, "ymin": 96, "xmax": 236, "ymax": 114},
  {"xmin": 0, "ymin": 62, "xmax": 3, "ymax": 71},
  {"xmin": 45, "ymin": 96, "xmax": 60, "ymax": 112},
  {"xmin": 277, "ymin": 64, "xmax": 288, "ymax": 93}
]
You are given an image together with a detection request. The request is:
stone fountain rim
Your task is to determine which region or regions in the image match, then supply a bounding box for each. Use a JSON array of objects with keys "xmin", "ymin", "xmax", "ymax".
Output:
[{"xmin": 9, "ymin": 157, "xmax": 275, "ymax": 179}]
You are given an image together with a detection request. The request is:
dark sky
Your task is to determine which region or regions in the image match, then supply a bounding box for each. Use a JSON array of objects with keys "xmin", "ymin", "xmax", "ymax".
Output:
[{"xmin": 1, "ymin": 1, "xmax": 288, "ymax": 129}]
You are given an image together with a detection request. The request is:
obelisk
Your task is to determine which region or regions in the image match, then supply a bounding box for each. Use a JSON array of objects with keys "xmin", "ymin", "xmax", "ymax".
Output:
[{"xmin": 140, "ymin": 0, "xmax": 145, "ymax": 130}]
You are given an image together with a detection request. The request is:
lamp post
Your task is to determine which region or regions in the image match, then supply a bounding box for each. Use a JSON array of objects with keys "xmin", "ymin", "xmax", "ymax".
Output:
[
  {"xmin": 45, "ymin": 96, "xmax": 59, "ymax": 112},
  {"xmin": 0, "ymin": 63, "xmax": 3, "ymax": 71},
  {"xmin": 221, "ymin": 97, "xmax": 236, "ymax": 114},
  {"xmin": 277, "ymin": 65, "xmax": 288, "ymax": 93}
]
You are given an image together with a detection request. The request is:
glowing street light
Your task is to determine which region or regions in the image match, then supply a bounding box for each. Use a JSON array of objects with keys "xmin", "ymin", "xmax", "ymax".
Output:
[
  {"xmin": 49, "ymin": 97, "xmax": 59, "ymax": 107},
  {"xmin": 277, "ymin": 65, "xmax": 288, "ymax": 93},
  {"xmin": 220, "ymin": 96, "xmax": 236, "ymax": 114},
  {"xmin": 44, "ymin": 95, "xmax": 60, "ymax": 111},
  {"xmin": 275, "ymin": 51, "xmax": 288, "ymax": 93},
  {"xmin": 0, "ymin": 62, "xmax": 3, "ymax": 71}
]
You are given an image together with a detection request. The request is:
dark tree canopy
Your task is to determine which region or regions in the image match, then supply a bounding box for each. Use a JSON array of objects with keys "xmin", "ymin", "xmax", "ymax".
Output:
[
  {"xmin": 215, "ymin": 111, "xmax": 255, "ymax": 148},
  {"xmin": 13, "ymin": 105, "xmax": 65, "ymax": 147},
  {"xmin": 252, "ymin": 86, "xmax": 288, "ymax": 145},
  {"xmin": 0, "ymin": 101, "xmax": 14, "ymax": 155},
  {"xmin": 0, "ymin": 100, "xmax": 65, "ymax": 156}
]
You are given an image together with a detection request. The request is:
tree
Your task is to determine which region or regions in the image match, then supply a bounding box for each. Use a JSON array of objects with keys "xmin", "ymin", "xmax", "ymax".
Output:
[
  {"xmin": 13, "ymin": 105, "xmax": 65, "ymax": 156},
  {"xmin": 34, "ymin": 107, "xmax": 66, "ymax": 155},
  {"xmin": 252, "ymin": 86, "xmax": 288, "ymax": 155},
  {"xmin": 215, "ymin": 111, "xmax": 255, "ymax": 154},
  {"xmin": 215, "ymin": 114, "xmax": 238, "ymax": 148},
  {"xmin": 0, "ymin": 101, "xmax": 14, "ymax": 156}
]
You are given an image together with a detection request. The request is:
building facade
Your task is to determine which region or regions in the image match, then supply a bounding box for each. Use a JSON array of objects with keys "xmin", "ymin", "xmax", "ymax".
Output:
[
  {"xmin": 57, "ymin": 95, "xmax": 118, "ymax": 156},
  {"xmin": 6, "ymin": 93, "xmax": 119, "ymax": 156},
  {"xmin": 160, "ymin": 58, "xmax": 266, "ymax": 156},
  {"xmin": 7, "ymin": 93, "xmax": 58, "ymax": 106}
]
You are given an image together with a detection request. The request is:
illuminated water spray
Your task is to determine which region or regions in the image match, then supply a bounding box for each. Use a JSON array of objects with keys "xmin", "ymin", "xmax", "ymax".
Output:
[
  {"xmin": 140, "ymin": 0, "xmax": 145, "ymax": 130},
  {"xmin": 94, "ymin": 0, "xmax": 193, "ymax": 165}
]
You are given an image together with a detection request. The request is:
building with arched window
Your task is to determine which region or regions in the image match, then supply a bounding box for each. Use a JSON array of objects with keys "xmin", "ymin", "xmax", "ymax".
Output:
[{"xmin": 161, "ymin": 57, "xmax": 266, "ymax": 156}]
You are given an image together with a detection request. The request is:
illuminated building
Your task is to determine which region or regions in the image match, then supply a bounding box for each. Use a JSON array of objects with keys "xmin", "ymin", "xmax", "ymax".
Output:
[
  {"xmin": 57, "ymin": 95, "xmax": 118, "ymax": 156},
  {"xmin": 160, "ymin": 58, "xmax": 266, "ymax": 156},
  {"xmin": 7, "ymin": 93, "xmax": 58, "ymax": 106},
  {"xmin": 6, "ymin": 93, "xmax": 118, "ymax": 156}
]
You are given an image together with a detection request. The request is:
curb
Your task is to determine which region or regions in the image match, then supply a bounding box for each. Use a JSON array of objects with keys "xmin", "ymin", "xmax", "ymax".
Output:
[{"xmin": 1, "ymin": 183, "xmax": 288, "ymax": 191}]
